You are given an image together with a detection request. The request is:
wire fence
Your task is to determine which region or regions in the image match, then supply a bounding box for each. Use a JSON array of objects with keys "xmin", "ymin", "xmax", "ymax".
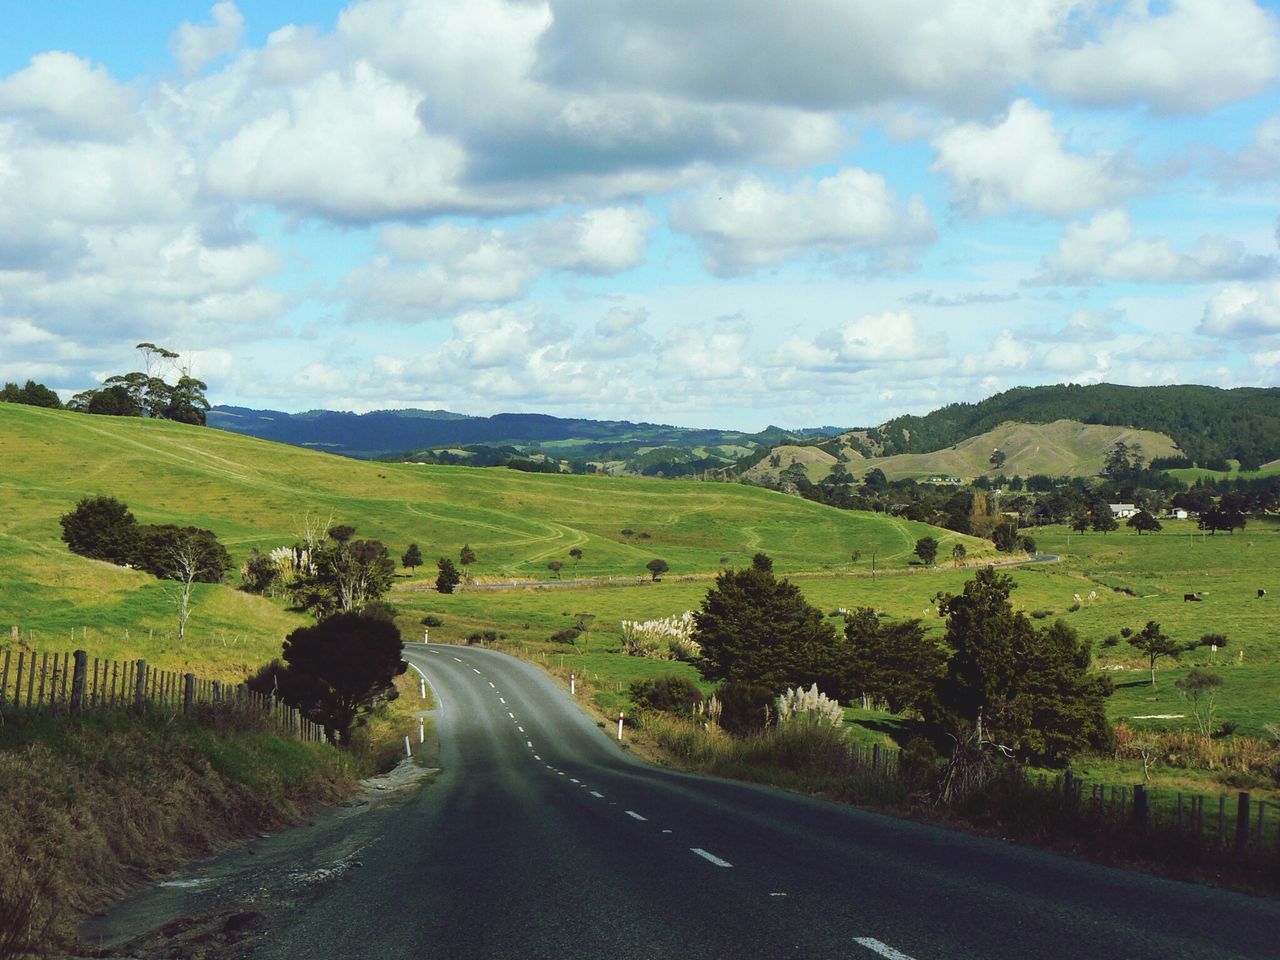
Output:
[{"xmin": 0, "ymin": 648, "xmax": 325, "ymax": 744}]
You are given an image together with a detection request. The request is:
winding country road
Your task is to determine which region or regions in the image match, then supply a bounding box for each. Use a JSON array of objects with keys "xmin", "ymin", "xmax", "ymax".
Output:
[{"xmin": 238, "ymin": 642, "xmax": 1278, "ymax": 960}]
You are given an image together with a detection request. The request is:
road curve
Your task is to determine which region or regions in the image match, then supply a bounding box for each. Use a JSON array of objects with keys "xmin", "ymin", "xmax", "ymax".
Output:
[{"xmin": 250, "ymin": 643, "xmax": 1279, "ymax": 960}]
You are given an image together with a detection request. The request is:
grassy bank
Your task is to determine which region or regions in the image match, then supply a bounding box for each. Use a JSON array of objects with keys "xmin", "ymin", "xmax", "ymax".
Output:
[{"xmin": 0, "ymin": 669, "xmax": 430, "ymax": 956}]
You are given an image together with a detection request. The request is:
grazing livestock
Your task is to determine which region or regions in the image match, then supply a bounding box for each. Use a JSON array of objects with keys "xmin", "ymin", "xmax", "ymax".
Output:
[{"xmin": 1184, "ymin": 593, "xmax": 1203, "ymax": 602}]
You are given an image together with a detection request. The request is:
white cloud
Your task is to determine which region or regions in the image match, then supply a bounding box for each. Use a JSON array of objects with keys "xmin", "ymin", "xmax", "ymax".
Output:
[
  {"xmin": 172, "ymin": 2, "xmax": 246, "ymax": 77},
  {"xmin": 1215, "ymin": 115, "xmax": 1280, "ymax": 182},
  {"xmin": 347, "ymin": 207, "xmax": 652, "ymax": 318},
  {"xmin": 1199, "ymin": 282, "xmax": 1280, "ymax": 337},
  {"xmin": 1037, "ymin": 209, "xmax": 1277, "ymax": 284},
  {"xmin": 1045, "ymin": 0, "xmax": 1280, "ymax": 113},
  {"xmin": 670, "ymin": 169, "xmax": 935, "ymax": 276},
  {"xmin": 830, "ymin": 311, "xmax": 945, "ymax": 364},
  {"xmin": 0, "ymin": 52, "xmax": 136, "ymax": 141},
  {"xmin": 204, "ymin": 63, "xmax": 470, "ymax": 221},
  {"xmin": 659, "ymin": 325, "xmax": 749, "ymax": 381},
  {"xmin": 580, "ymin": 307, "xmax": 653, "ymax": 359},
  {"xmin": 931, "ymin": 99, "xmax": 1137, "ymax": 218},
  {"xmin": 539, "ymin": 0, "xmax": 1070, "ymax": 114}
]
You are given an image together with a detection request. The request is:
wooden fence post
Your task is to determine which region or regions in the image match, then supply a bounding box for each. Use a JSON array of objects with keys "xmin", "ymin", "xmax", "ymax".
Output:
[
  {"xmin": 1133, "ymin": 785, "xmax": 1149, "ymax": 830},
  {"xmin": 135, "ymin": 660, "xmax": 147, "ymax": 713},
  {"xmin": 69, "ymin": 650, "xmax": 88, "ymax": 714},
  {"xmin": 1236, "ymin": 792, "xmax": 1251, "ymax": 852},
  {"xmin": 183, "ymin": 673, "xmax": 196, "ymax": 715}
]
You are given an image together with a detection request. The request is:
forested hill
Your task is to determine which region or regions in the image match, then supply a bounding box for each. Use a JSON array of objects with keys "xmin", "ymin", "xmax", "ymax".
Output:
[
  {"xmin": 208, "ymin": 405, "xmax": 839, "ymax": 460},
  {"xmin": 862, "ymin": 384, "xmax": 1280, "ymax": 469}
]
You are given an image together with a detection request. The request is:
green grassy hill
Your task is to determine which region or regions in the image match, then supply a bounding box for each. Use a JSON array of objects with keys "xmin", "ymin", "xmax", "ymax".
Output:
[
  {"xmin": 747, "ymin": 419, "xmax": 1180, "ymax": 483},
  {"xmin": 0, "ymin": 404, "xmax": 987, "ymax": 676}
]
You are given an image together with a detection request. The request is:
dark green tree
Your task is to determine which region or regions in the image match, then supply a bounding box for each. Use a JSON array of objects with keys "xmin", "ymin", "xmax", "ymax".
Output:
[
  {"xmin": 926, "ymin": 567, "xmax": 1112, "ymax": 766},
  {"xmin": 914, "ymin": 536, "xmax": 939, "ymax": 566},
  {"xmin": 547, "ymin": 560, "xmax": 563, "ymax": 579},
  {"xmin": 751, "ymin": 552, "xmax": 773, "ymax": 572},
  {"xmin": 693, "ymin": 560, "xmax": 839, "ymax": 692},
  {"xmin": 0, "ymin": 380, "xmax": 61, "ymax": 408},
  {"xmin": 1090, "ymin": 506, "xmax": 1119, "ymax": 534},
  {"xmin": 241, "ymin": 548, "xmax": 280, "ymax": 595},
  {"xmin": 646, "ymin": 558, "xmax": 669, "ymax": 581},
  {"xmin": 84, "ymin": 384, "xmax": 143, "ymax": 417},
  {"xmin": 277, "ymin": 612, "xmax": 407, "ymax": 745},
  {"xmin": 951, "ymin": 543, "xmax": 967, "ymax": 567},
  {"xmin": 841, "ymin": 608, "xmax": 944, "ymax": 713},
  {"xmin": 402, "ymin": 543, "xmax": 423, "ymax": 572},
  {"xmin": 289, "ymin": 528, "xmax": 395, "ymax": 618},
  {"xmin": 569, "ymin": 547, "xmax": 583, "ymax": 570},
  {"xmin": 436, "ymin": 557, "xmax": 461, "ymax": 594},
  {"xmin": 59, "ymin": 495, "xmax": 139, "ymax": 565},
  {"xmin": 1126, "ymin": 510, "xmax": 1162, "ymax": 535},
  {"xmin": 989, "ymin": 449, "xmax": 1006, "ymax": 470},
  {"xmin": 1127, "ymin": 620, "xmax": 1182, "ymax": 687},
  {"xmin": 459, "ymin": 544, "xmax": 477, "ymax": 569}
]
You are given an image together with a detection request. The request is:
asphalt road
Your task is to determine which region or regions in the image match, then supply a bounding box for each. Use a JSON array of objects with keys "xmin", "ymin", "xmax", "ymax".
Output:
[{"xmin": 247, "ymin": 642, "xmax": 1280, "ymax": 960}]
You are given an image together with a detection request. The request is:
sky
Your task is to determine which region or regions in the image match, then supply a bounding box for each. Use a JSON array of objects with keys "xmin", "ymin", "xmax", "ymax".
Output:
[{"xmin": 2, "ymin": 0, "xmax": 1280, "ymax": 430}]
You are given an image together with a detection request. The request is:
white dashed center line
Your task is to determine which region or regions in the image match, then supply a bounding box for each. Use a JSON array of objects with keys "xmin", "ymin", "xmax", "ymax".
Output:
[
  {"xmin": 527, "ymin": 741, "xmax": 533, "ymax": 747},
  {"xmin": 452, "ymin": 657, "xmax": 462, "ymax": 662},
  {"xmin": 625, "ymin": 810, "xmax": 647, "ymax": 821},
  {"xmin": 533, "ymin": 755, "xmax": 541, "ymax": 760},
  {"xmin": 518, "ymin": 726, "xmax": 524, "ymax": 732},
  {"xmin": 854, "ymin": 938, "xmax": 918, "ymax": 960},
  {"xmin": 488, "ymin": 682, "xmax": 495, "ymax": 688},
  {"xmin": 590, "ymin": 791, "xmax": 604, "ymax": 798},
  {"xmin": 472, "ymin": 668, "xmax": 481, "ymax": 675},
  {"xmin": 499, "ymin": 697, "xmax": 506, "ymax": 704},
  {"xmin": 690, "ymin": 848, "xmax": 732, "ymax": 868}
]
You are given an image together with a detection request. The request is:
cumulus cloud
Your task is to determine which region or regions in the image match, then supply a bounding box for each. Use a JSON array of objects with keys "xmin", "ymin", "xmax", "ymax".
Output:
[
  {"xmin": 538, "ymin": 0, "xmax": 1068, "ymax": 114},
  {"xmin": 1044, "ymin": 0, "xmax": 1280, "ymax": 113},
  {"xmin": 172, "ymin": 1, "xmax": 246, "ymax": 77},
  {"xmin": 579, "ymin": 307, "xmax": 653, "ymax": 359},
  {"xmin": 1036, "ymin": 209, "xmax": 1277, "ymax": 285},
  {"xmin": 1199, "ymin": 282, "xmax": 1280, "ymax": 337},
  {"xmin": 0, "ymin": 52, "xmax": 136, "ymax": 140},
  {"xmin": 931, "ymin": 99, "xmax": 1137, "ymax": 218},
  {"xmin": 346, "ymin": 207, "xmax": 652, "ymax": 318},
  {"xmin": 670, "ymin": 169, "xmax": 935, "ymax": 276},
  {"xmin": 1215, "ymin": 115, "xmax": 1280, "ymax": 182}
]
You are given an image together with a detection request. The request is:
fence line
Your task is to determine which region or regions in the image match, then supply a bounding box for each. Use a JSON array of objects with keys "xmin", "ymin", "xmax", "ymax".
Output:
[
  {"xmin": 838, "ymin": 740, "xmax": 1278, "ymax": 880},
  {"xmin": 0, "ymin": 647, "xmax": 326, "ymax": 744}
]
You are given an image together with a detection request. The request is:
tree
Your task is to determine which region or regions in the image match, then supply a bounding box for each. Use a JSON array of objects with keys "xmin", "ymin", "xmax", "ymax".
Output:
[
  {"xmin": 156, "ymin": 528, "xmax": 229, "ymax": 641},
  {"xmin": 693, "ymin": 560, "xmax": 840, "ymax": 692},
  {"xmin": 1126, "ymin": 510, "xmax": 1162, "ymax": 535},
  {"xmin": 1175, "ymin": 668, "xmax": 1222, "ymax": 737},
  {"xmin": 289, "ymin": 527, "xmax": 395, "ymax": 618},
  {"xmin": 841, "ymin": 608, "xmax": 944, "ymax": 712},
  {"xmin": 277, "ymin": 612, "xmax": 407, "ymax": 745},
  {"xmin": 402, "ymin": 543, "xmax": 423, "ymax": 572},
  {"xmin": 1070, "ymin": 513, "xmax": 1090, "ymax": 534},
  {"xmin": 645, "ymin": 558, "xmax": 669, "ymax": 581},
  {"xmin": 914, "ymin": 536, "xmax": 939, "ymax": 566},
  {"xmin": 926, "ymin": 567, "xmax": 1112, "ymax": 766},
  {"xmin": 547, "ymin": 560, "xmax": 563, "ymax": 579},
  {"xmin": 989, "ymin": 449, "xmax": 1006, "ymax": 470},
  {"xmin": 59, "ymin": 495, "xmax": 139, "ymax": 565},
  {"xmin": 569, "ymin": 547, "xmax": 583, "ymax": 570},
  {"xmin": 1127, "ymin": 620, "xmax": 1182, "ymax": 687},
  {"xmin": 84, "ymin": 384, "xmax": 143, "ymax": 417},
  {"xmin": 436, "ymin": 558, "xmax": 461, "ymax": 594},
  {"xmin": 459, "ymin": 544, "xmax": 477, "ymax": 577},
  {"xmin": 0, "ymin": 380, "xmax": 60, "ymax": 408},
  {"xmin": 751, "ymin": 552, "xmax": 773, "ymax": 572},
  {"xmin": 1090, "ymin": 506, "xmax": 1119, "ymax": 534},
  {"xmin": 951, "ymin": 543, "xmax": 967, "ymax": 567}
]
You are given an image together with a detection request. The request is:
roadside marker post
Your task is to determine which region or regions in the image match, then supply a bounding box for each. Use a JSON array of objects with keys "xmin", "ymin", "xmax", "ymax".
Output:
[
  {"xmin": 404, "ymin": 735, "xmax": 412, "ymax": 758},
  {"xmin": 420, "ymin": 679, "xmax": 427, "ymax": 699},
  {"xmin": 570, "ymin": 673, "xmax": 576, "ymax": 697},
  {"xmin": 617, "ymin": 711, "xmax": 624, "ymax": 742},
  {"xmin": 419, "ymin": 721, "xmax": 425, "ymax": 744}
]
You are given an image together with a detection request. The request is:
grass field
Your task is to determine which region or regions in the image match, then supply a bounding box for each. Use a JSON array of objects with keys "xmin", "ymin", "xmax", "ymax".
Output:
[{"xmin": 0, "ymin": 403, "xmax": 987, "ymax": 678}]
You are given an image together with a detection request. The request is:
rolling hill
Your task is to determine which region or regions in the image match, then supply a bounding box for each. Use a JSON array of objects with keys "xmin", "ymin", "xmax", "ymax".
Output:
[
  {"xmin": 743, "ymin": 420, "xmax": 1182, "ymax": 484},
  {"xmin": 0, "ymin": 404, "xmax": 988, "ymax": 675}
]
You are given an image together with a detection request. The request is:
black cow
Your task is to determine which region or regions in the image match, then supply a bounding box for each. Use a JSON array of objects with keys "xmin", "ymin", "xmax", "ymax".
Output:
[
  {"xmin": 1184, "ymin": 593, "xmax": 1202, "ymax": 602},
  {"xmin": 1259, "ymin": 589, "xmax": 1268, "ymax": 599}
]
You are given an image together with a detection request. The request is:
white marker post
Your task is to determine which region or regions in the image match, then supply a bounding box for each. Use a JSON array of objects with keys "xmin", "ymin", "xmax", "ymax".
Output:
[
  {"xmin": 403, "ymin": 735, "xmax": 412, "ymax": 758},
  {"xmin": 570, "ymin": 673, "xmax": 576, "ymax": 697},
  {"xmin": 420, "ymin": 679, "xmax": 427, "ymax": 699},
  {"xmin": 617, "ymin": 711, "xmax": 624, "ymax": 742},
  {"xmin": 423, "ymin": 628, "xmax": 430, "ymax": 644},
  {"xmin": 419, "ymin": 721, "xmax": 425, "ymax": 744}
]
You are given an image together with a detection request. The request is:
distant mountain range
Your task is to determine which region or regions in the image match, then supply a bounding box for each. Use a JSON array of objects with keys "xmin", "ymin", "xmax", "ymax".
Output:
[
  {"xmin": 210, "ymin": 383, "xmax": 1280, "ymax": 478},
  {"xmin": 208, "ymin": 405, "xmax": 842, "ymax": 467}
]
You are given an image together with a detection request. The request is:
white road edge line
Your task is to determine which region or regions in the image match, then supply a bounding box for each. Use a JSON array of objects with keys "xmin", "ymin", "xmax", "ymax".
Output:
[
  {"xmin": 854, "ymin": 938, "xmax": 919, "ymax": 960},
  {"xmin": 625, "ymin": 811, "xmax": 647, "ymax": 821},
  {"xmin": 690, "ymin": 848, "xmax": 731, "ymax": 867},
  {"xmin": 407, "ymin": 663, "xmax": 428, "ymax": 680},
  {"xmin": 508, "ymin": 712, "xmax": 515, "ymax": 719}
]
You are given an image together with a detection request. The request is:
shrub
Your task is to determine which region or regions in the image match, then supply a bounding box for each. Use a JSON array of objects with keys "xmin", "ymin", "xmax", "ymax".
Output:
[
  {"xmin": 549, "ymin": 628, "xmax": 580, "ymax": 644},
  {"xmin": 630, "ymin": 675, "xmax": 704, "ymax": 715},
  {"xmin": 1068, "ymin": 602, "xmax": 1081, "ymax": 612},
  {"xmin": 420, "ymin": 615, "xmax": 444, "ymax": 627},
  {"xmin": 715, "ymin": 681, "xmax": 774, "ymax": 736},
  {"xmin": 1101, "ymin": 635, "xmax": 1120, "ymax": 647},
  {"xmin": 775, "ymin": 684, "xmax": 843, "ymax": 726},
  {"xmin": 1030, "ymin": 609, "xmax": 1052, "ymax": 620}
]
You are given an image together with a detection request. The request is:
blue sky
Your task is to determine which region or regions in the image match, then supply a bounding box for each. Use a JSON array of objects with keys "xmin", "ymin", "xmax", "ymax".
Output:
[{"xmin": 2, "ymin": 0, "xmax": 1279, "ymax": 429}]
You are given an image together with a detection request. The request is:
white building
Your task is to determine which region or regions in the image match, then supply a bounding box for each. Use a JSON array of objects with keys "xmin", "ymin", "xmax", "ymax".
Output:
[{"xmin": 1109, "ymin": 503, "xmax": 1138, "ymax": 519}]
